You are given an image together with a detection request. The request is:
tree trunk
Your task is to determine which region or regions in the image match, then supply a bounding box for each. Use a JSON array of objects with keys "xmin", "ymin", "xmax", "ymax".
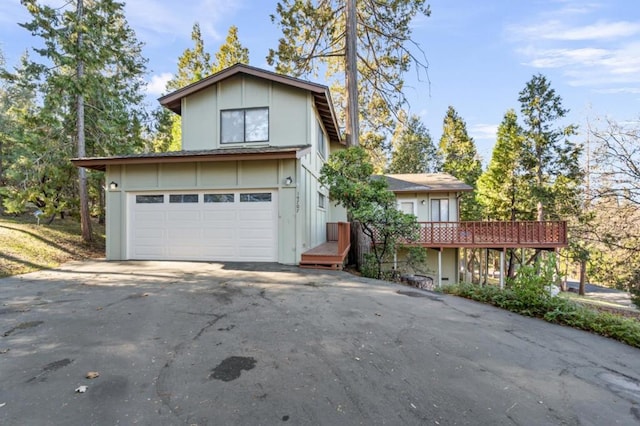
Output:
[
  {"xmin": 578, "ymin": 260, "xmax": 586, "ymax": 296},
  {"xmin": 76, "ymin": 0, "xmax": 92, "ymax": 242},
  {"xmin": 344, "ymin": 0, "xmax": 359, "ymax": 147}
]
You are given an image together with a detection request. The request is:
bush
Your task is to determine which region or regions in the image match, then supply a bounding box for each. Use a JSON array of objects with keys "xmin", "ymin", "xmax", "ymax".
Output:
[{"xmin": 442, "ymin": 281, "xmax": 640, "ymax": 349}]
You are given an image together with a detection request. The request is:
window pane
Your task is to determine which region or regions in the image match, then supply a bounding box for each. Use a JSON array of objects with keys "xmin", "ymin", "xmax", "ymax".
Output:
[
  {"xmin": 169, "ymin": 194, "xmax": 198, "ymax": 203},
  {"xmin": 245, "ymin": 108, "xmax": 268, "ymax": 142},
  {"xmin": 440, "ymin": 199, "xmax": 449, "ymax": 221},
  {"xmin": 240, "ymin": 193, "xmax": 272, "ymax": 202},
  {"xmin": 204, "ymin": 193, "xmax": 235, "ymax": 203},
  {"xmin": 221, "ymin": 110, "xmax": 244, "ymax": 143},
  {"xmin": 136, "ymin": 195, "xmax": 164, "ymax": 204},
  {"xmin": 319, "ymin": 193, "xmax": 326, "ymax": 209},
  {"xmin": 431, "ymin": 200, "xmax": 440, "ymax": 221}
]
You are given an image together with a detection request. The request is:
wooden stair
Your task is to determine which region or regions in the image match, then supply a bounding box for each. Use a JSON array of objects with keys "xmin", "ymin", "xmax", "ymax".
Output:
[{"xmin": 300, "ymin": 222, "xmax": 350, "ymax": 270}]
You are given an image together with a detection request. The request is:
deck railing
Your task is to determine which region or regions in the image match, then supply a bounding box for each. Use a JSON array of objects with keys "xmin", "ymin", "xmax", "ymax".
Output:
[
  {"xmin": 372, "ymin": 221, "xmax": 568, "ymax": 249},
  {"xmin": 327, "ymin": 222, "xmax": 351, "ymax": 254}
]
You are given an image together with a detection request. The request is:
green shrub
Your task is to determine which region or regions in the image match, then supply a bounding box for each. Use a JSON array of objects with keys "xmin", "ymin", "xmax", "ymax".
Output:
[{"xmin": 443, "ymin": 281, "xmax": 640, "ymax": 349}]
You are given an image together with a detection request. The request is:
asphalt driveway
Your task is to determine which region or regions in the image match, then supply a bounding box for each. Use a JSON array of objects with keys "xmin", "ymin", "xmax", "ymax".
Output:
[{"xmin": 1, "ymin": 260, "xmax": 639, "ymax": 425}]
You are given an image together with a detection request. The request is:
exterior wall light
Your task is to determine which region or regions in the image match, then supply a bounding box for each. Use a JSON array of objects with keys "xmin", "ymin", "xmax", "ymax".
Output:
[
  {"xmin": 421, "ymin": 200, "xmax": 426, "ymax": 205},
  {"xmin": 109, "ymin": 181, "xmax": 118, "ymax": 190},
  {"xmin": 285, "ymin": 176, "xmax": 293, "ymax": 185}
]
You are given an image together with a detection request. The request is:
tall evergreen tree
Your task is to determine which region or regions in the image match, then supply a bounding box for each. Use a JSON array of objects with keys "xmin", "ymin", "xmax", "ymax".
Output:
[
  {"xmin": 7, "ymin": 0, "xmax": 148, "ymax": 233},
  {"xmin": 388, "ymin": 112, "xmax": 440, "ymax": 174},
  {"xmin": 158, "ymin": 24, "xmax": 249, "ymax": 152},
  {"xmin": 517, "ymin": 74, "xmax": 582, "ymax": 221},
  {"xmin": 212, "ymin": 25, "xmax": 250, "ymax": 73},
  {"xmin": 476, "ymin": 109, "xmax": 532, "ymax": 221},
  {"xmin": 268, "ymin": 0, "xmax": 431, "ymax": 147},
  {"xmin": 439, "ymin": 106, "xmax": 483, "ymax": 220}
]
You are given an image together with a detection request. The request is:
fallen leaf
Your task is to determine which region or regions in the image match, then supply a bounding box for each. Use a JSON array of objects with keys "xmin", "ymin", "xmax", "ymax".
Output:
[{"xmin": 86, "ymin": 371, "xmax": 100, "ymax": 379}]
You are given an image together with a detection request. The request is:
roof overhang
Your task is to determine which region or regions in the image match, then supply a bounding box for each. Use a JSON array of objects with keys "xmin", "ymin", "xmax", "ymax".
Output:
[
  {"xmin": 158, "ymin": 63, "xmax": 344, "ymax": 146},
  {"xmin": 380, "ymin": 174, "xmax": 474, "ymax": 193},
  {"xmin": 71, "ymin": 145, "xmax": 312, "ymax": 172}
]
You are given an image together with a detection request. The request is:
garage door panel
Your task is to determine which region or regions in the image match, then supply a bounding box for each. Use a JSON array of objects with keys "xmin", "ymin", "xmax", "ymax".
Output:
[
  {"xmin": 134, "ymin": 211, "xmax": 166, "ymax": 223},
  {"xmin": 133, "ymin": 245, "xmax": 165, "ymax": 257},
  {"xmin": 167, "ymin": 210, "xmax": 201, "ymax": 221},
  {"xmin": 203, "ymin": 210, "xmax": 238, "ymax": 221},
  {"xmin": 129, "ymin": 191, "xmax": 277, "ymax": 262}
]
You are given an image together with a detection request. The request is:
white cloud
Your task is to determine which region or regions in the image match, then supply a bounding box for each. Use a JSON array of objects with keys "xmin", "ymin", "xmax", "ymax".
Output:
[
  {"xmin": 147, "ymin": 72, "xmax": 173, "ymax": 96},
  {"xmin": 506, "ymin": 2, "xmax": 640, "ymax": 93},
  {"xmin": 470, "ymin": 123, "xmax": 498, "ymax": 140},
  {"xmin": 512, "ymin": 20, "xmax": 640, "ymax": 42}
]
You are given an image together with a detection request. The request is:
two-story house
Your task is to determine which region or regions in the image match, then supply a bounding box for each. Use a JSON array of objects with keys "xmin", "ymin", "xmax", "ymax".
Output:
[
  {"xmin": 72, "ymin": 64, "xmax": 347, "ymax": 265},
  {"xmin": 73, "ymin": 64, "xmax": 567, "ymax": 283}
]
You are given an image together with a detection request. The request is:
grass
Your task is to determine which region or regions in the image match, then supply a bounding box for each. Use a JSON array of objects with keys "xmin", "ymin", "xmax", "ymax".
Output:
[
  {"xmin": 442, "ymin": 282, "xmax": 640, "ymax": 349},
  {"xmin": 0, "ymin": 214, "xmax": 105, "ymax": 278}
]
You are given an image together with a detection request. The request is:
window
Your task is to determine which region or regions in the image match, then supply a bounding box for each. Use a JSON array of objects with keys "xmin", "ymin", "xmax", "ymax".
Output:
[
  {"xmin": 204, "ymin": 193, "xmax": 234, "ymax": 203},
  {"xmin": 431, "ymin": 199, "xmax": 449, "ymax": 222},
  {"xmin": 136, "ymin": 195, "xmax": 164, "ymax": 204},
  {"xmin": 221, "ymin": 107, "xmax": 268, "ymax": 143},
  {"xmin": 169, "ymin": 194, "xmax": 198, "ymax": 203},
  {"xmin": 240, "ymin": 193, "xmax": 272, "ymax": 202},
  {"xmin": 317, "ymin": 121, "xmax": 326, "ymax": 158},
  {"xmin": 318, "ymin": 193, "xmax": 326, "ymax": 209},
  {"xmin": 398, "ymin": 201, "xmax": 415, "ymax": 215}
]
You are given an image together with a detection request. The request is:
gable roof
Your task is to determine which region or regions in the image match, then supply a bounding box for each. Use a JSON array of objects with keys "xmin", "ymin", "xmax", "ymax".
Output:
[
  {"xmin": 158, "ymin": 63, "xmax": 344, "ymax": 145},
  {"xmin": 382, "ymin": 173, "xmax": 473, "ymax": 193},
  {"xmin": 71, "ymin": 145, "xmax": 312, "ymax": 172}
]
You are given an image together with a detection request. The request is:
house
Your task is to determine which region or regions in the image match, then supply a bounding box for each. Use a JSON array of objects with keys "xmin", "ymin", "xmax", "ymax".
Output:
[
  {"xmin": 381, "ymin": 173, "xmax": 568, "ymax": 287},
  {"xmin": 72, "ymin": 64, "xmax": 347, "ymax": 265},
  {"xmin": 383, "ymin": 173, "xmax": 473, "ymax": 285}
]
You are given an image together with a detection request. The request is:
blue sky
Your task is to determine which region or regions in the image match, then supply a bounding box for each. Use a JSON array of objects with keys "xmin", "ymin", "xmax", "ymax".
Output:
[{"xmin": 1, "ymin": 0, "xmax": 639, "ymax": 161}]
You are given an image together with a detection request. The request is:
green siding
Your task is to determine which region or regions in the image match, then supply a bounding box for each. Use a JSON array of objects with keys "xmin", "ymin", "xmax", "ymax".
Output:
[
  {"xmin": 182, "ymin": 86, "xmax": 216, "ymax": 151},
  {"xmin": 180, "ymin": 74, "xmax": 309, "ymax": 150},
  {"xmin": 105, "ymin": 159, "xmax": 301, "ymax": 264}
]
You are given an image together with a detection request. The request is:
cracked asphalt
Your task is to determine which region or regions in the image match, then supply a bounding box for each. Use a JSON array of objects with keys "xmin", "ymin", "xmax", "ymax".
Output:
[{"xmin": 0, "ymin": 260, "xmax": 639, "ymax": 425}]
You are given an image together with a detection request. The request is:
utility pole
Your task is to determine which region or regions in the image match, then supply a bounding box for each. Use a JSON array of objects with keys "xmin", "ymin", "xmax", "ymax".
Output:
[{"xmin": 344, "ymin": 0, "xmax": 359, "ymax": 147}]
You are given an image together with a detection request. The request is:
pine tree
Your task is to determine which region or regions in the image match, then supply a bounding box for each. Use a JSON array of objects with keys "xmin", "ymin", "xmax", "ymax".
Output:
[
  {"xmin": 476, "ymin": 109, "xmax": 532, "ymax": 221},
  {"xmin": 159, "ymin": 24, "xmax": 249, "ymax": 152},
  {"xmin": 388, "ymin": 112, "xmax": 440, "ymax": 174},
  {"xmin": 8, "ymin": 0, "xmax": 148, "ymax": 233},
  {"xmin": 439, "ymin": 106, "xmax": 483, "ymax": 220},
  {"xmin": 517, "ymin": 74, "xmax": 582, "ymax": 221},
  {"xmin": 212, "ymin": 26, "xmax": 249, "ymax": 73},
  {"xmin": 268, "ymin": 0, "xmax": 431, "ymax": 147}
]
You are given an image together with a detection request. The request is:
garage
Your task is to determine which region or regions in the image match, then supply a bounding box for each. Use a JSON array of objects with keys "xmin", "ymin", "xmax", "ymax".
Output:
[{"xmin": 128, "ymin": 190, "xmax": 278, "ymax": 262}]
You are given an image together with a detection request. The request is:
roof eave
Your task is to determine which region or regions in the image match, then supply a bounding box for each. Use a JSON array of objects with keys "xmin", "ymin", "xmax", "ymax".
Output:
[{"xmin": 71, "ymin": 146, "xmax": 312, "ymax": 172}]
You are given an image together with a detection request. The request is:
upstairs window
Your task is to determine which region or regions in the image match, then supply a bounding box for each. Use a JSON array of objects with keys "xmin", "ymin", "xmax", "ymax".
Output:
[
  {"xmin": 431, "ymin": 199, "xmax": 449, "ymax": 222},
  {"xmin": 221, "ymin": 107, "xmax": 269, "ymax": 143}
]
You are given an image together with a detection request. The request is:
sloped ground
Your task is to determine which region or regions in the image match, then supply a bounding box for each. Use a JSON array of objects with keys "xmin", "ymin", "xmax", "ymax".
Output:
[{"xmin": 0, "ymin": 215, "xmax": 105, "ymax": 278}]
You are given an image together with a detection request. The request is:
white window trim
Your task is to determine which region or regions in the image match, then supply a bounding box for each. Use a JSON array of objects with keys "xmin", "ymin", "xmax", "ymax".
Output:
[{"xmin": 397, "ymin": 199, "xmax": 417, "ymax": 216}]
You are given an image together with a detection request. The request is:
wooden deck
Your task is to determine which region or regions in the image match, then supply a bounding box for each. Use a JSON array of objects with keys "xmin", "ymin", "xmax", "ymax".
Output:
[
  {"xmin": 407, "ymin": 221, "xmax": 568, "ymax": 249},
  {"xmin": 300, "ymin": 222, "xmax": 351, "ymax": 270}
]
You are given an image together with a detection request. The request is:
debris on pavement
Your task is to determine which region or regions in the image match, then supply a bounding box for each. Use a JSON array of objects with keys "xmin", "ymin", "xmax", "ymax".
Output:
[
  {"xmin": 75, "ymin": 386, "xmax": 88, "ymax": 393},
  {"xmin": 85, "ymin": 371, "xmax": 100, "ymax": 379}
]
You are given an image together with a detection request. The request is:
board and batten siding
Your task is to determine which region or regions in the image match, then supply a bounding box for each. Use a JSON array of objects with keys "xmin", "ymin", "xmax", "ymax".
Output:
[
  {"xmin": 180, "ymin": 74, "xmax": 311, "ymax": 150},
  {"xmin": 395, "ymin": 192, "xmax": 459, "ymax": 222}
]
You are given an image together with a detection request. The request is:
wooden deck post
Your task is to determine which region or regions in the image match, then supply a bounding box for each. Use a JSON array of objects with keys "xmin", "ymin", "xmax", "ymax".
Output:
[
  {"xmin": 437, "ymin": 248, "xmax": 442, "ymax": 288},
  {"xmin": 499, "ymin": 249, "xmax": 505, "ymax": 289}
]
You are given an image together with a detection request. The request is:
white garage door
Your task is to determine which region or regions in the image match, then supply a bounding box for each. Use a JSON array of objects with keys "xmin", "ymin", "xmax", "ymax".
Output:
[{"xmin": 128, "ymin": 191, "xmax": 278, "ymax": 262}]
